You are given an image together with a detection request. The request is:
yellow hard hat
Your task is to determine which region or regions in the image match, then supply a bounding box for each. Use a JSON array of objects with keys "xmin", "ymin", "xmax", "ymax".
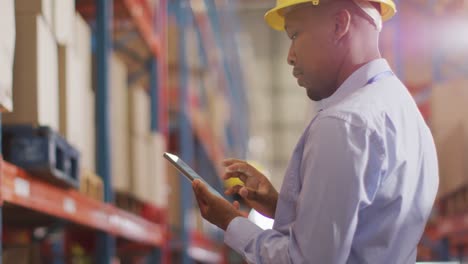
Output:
[{"xmin": 264, "ymin": 0, "xmax": 397, "ymax": 31}]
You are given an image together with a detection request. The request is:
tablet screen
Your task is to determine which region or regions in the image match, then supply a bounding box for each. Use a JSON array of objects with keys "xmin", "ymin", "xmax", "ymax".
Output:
[{"xmin": 164, "ymin": 152, "xmax": 223, "ymax": 198}]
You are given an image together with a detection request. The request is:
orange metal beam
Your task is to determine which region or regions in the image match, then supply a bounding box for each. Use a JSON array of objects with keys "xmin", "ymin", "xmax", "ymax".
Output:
[
  {"xmin": 122, "ymin": 0, "xmax": 161, "ymax": 57},
  {"xmin": 0, "ymin": 161, "xmax": 165, "ymax": 247},
  {"xmin": 189, "ymin": 230, "xmax": 224, "ymax": 262},
  {"xmin": 76, "ymin": 0, "xmax": 161, "ymax": 57},
  {"xmin": 431, "ymin": 214, "xmax": 468, "ymax": 239}
]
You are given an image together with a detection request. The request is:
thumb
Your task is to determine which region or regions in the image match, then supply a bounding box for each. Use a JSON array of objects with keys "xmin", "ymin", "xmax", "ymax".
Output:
[{"xmin": 193, "ymin": 179, "xmax": 209, "ymax": 197}]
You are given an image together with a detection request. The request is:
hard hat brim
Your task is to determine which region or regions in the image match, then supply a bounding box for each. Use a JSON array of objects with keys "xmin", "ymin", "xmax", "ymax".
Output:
[
  {"xmin": 264, "ymin": 0, "xmax": 397, "ymax": 31},
  {"xmin": 371, "ymin": 0, "xmax": 397, "ymax": 21},
  {"xmin": 264, "ymin": 0, "xmax": 313, "ymax": 31}
]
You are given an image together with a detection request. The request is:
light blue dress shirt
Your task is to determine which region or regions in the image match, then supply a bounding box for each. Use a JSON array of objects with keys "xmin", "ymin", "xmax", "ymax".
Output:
[{"xmin": 224, "ymin": 59, "xmax": 439, "ymax": 264}]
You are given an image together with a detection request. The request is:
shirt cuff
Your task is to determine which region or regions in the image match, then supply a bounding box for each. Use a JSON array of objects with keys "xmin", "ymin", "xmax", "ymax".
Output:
[{"xmin": 224, "ymin": 217, "xmax": 264, "ymax": 255}]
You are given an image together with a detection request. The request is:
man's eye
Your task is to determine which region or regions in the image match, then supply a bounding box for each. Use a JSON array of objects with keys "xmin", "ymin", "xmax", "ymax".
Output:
[{"xmin": 291, "ymin": 33, "xmax": 297, "ymax": 40}]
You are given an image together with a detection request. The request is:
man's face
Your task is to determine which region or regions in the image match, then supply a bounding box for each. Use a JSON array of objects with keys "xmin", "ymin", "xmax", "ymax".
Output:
[{"xmin": 284, "ymin": 4, "xmax": 340, "ymax": 101}]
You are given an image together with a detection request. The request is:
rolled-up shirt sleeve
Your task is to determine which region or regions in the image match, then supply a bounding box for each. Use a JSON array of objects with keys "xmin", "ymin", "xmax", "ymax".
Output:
[{"xmin": 224, "ymin": 115, "xmax": 385, "ymax": 264}]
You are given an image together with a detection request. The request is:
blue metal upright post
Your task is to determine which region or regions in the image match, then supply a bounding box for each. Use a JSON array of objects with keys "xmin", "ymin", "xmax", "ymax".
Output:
[
  {"xmin": 148, "ymin": 53, "xmax": 162, "ymax": 264},
  {"xmin": 440, "ymin": 238, "xmax": 451, "ymax": 261},
  {"xmin": 204, "ymin": 0, "xmax": 249, "ymax": 158},
  {"xmin": 176, "ymin": 1, "xmax": 194, "ymax": 263},
  {"xmin": 224, "ymin": 0, "xmax": 249, "ymax": 157},
  {"xmin": 96, "ymin": 0, "xmax": 115, "ymax": 263},
  {"xmin": 150, "ymin": 58, "xmax": 159, "ymax": 132},
  {"xmin": 146, "ymin": 249, "xmax": 162, "ymax": 264}
]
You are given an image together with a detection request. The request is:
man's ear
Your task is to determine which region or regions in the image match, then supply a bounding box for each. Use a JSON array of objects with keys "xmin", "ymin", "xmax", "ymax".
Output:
[{"xmin": 334, "ymin": 8, "xmax": 351, "ymax": 42}]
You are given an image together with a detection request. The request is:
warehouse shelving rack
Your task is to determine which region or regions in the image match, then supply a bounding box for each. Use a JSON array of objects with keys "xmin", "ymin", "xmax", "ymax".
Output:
[
  {"xmin": 0, "ymin": 161, "xmax": 165, "ymax": 246},
  {"xmin": 0, "ymin": 0, "xmax": 246, "ymax": 262},
  {"xmin": 168, "ymin": 0, "xmax": 248, "ymax": 263},
  {"xmin": 1, "ymin": 0, "xmax": 171, "ymax": 263},
  {"xmin": 400, "ymin": 0, "xmax": 468, "ymax": 261},
  {"xmin": 420, "ymin": 185, "xmax": 468, "ymax": 261}
]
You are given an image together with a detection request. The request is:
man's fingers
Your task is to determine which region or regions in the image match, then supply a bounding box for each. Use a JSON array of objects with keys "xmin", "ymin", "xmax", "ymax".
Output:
[
  {"xmin": 225, "ymin": 163, "xmax": 250, "ymax": 174},
  {"xmin": 232, "ymin": 200, "xmax": 240, "ymax": 210},
  {"xmin": 193, "ymin": 180, "xmax": 212, "ymax": 216},
  {"xmin": 239, "ymin": 186, "xmax": 258, "ymax": 201},
  {"xmin": 223, "ymin": 171, "xmax": 248, "ymax": 182},
  {"xmin": 193, "ymin": 192, "xmax": 206, "ymax": 213},
  {"xmin": 222, "ymin": 158, "xmax": 246, "ymax": 167},
  {"xmin": 193, "ymin": 179, "xmax": 212, "ymax": 203},
  {"xmin": 193, "ymin": 187, "xmax": 206, "ymax": 212},
  {"xmin": 225, "ymin": 185, "xmax": 243, "ymax": 195},
  {"xmin": 224, "ymin": 163, "xmax": 254, "ymax": 179}
]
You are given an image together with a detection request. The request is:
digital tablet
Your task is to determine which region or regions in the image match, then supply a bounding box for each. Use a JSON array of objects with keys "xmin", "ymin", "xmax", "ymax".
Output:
[{"xmin": 163, "ymin": 152, "xmax": 223, "ymax": 198}]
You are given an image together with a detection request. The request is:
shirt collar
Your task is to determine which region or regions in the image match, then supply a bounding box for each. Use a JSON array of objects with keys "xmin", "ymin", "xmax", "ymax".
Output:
[{"xmin": 317, "ymin": 58, "xmax": 392, "ymax": 111}]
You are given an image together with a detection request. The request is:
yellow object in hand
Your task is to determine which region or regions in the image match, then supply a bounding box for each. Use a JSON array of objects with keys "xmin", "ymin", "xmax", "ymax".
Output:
[{"xmin": 224, "ymin": 177, "xmax": 245, "ymax": 188}]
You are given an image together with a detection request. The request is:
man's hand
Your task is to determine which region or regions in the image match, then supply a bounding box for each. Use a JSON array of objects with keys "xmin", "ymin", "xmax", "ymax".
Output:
[
  {"xmin": 223, "ymin": 159, "xmax": 279, "ymax": 219},
  {"xmin": 192, "ymin": 179, "xmax": 243, "ymax": 231}
]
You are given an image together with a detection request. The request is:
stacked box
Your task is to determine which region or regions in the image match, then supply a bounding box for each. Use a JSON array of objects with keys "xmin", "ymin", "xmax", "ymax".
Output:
[
  {"xmin": 209, "ymin": 91, "xmax": 229, "ymax": 145},
  {"xmin": 167, "ymin": 162, "xmax": 181, "ymax": 230},
  {"xmin": 0, "ymin": 0, "xmax": 16, "ymax": 112},
  {"xmin": 15, "ymin": 0, "xmax": 53, "ymax": 26},
  {"xmin": 52, "ymin": 0, "xmax": 75, "ymax": 44},
  {"xmin": 58, "ymin": 45, "xmax": 78, "ymax": 148},
  {"xmin": 58, "ymin": 14, "xmax": 95, "ymax": 171},
  {"xmin": 3, "ymin": 247, "xmax": 30, "ymax": 264},
  {"xmin": 74, "ymin": 14, "xmax": 96, "ymax": 171},
  {"xmin": 429, "ymin": 79, "xmax": 468, "ymax": 197},
  {"xmin": 128, "ymin": 86, "xmax": 151, "ymax": 201},
  {"xmin": 185, "ymin": 27, "xmax": 202, "ymax": 70},
  {"xmin": 130, "ymin": 135, "xmax": 150, "ymax": 202},
  {"xmin": 80, "ymin": 170, "xmax": 104, "ymax": 201},
  {"xmin": 129, "ymin": 86, "xmax": 151, "ymax": 137},
  {"xmin": 110, "ymin": 55, "xmax": 130, "ymax": 193},
  {"xmin": 3, "ymin": 15, "xmax": 59, "ymax": 131},
  {"xmin": 147, "ymin": 132, "xmax": 168, "ymax": 207}
]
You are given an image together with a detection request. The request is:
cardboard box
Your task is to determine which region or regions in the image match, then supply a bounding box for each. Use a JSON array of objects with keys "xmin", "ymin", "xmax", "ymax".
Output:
[
  {"xmin": 80, "ymin": 170, "xmax": 104, "ymax": 201},
  {"xmin": 130, "ymin": 135, "xmax": 150, "ymax": 202},
  {"xmin": 52, "ymin": 0, "xmax": 75, "ymax": 44},
  {"xmin": 58, "ymin": 44, "xmax": 95, "ymax": 171},
  {"xmin": 73, "ymin": 13, "xmax": 95, "ymax": 171},
  {"xmin": 185, "ymin": 27, "xmax": 201, "ymax": 70},
  {"xmin": 127, "ymin": 85, "xmax": 152, "ymax": 201},
  {"xmin": 73, "ymin": 14, "xmax": 92, "ymax": 70},
  {"xmin": 15, "ymin": 0, "xmax": 53, "ymax": 26},
  {"xmin": 128, "ymin": 132, "xmax": 168, "ymax": 205},
  {"xmin": 129, "ymin": 86, "xmax": 151, "ymax": 137},
  {"xmin": 58, "ymin": 45, "xmax": 77, "ymax": 142},
  {"xmin": 147, "ymin": 132, "xmax": 168, "ymax": 207},
  {"xmin": 435, "ymin": 124, "xmax": 467, "ymax": 198},
  {"xmin": 3, "ymin": 15, "xmax": 59, "ymax": 131},
  {"xmin": 430, "ymin": 79, "xmax": 468, "ymax": 197},
  {"xmin": 0, "ymin": 0, "xmax": 16, "ymax": 112},
  {"xmin": 167, "ymin": 162, "xmax": 181, "ymax": 229},
  {"xmin": 3, "ymin": 246, "xmax": 30, "ymax": 264},
  {"xmin": 110, "ymin": 55, "xmax": 130, "ymax": 192}
]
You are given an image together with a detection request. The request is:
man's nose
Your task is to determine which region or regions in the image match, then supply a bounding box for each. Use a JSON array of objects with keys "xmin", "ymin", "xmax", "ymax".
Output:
[{"xmin": 287, "ymin": 44, "xmax": 296, "ymax": 66}]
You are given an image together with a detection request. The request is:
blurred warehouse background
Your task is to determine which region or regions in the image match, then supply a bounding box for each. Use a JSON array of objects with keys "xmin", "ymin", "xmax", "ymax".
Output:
[{"xmin": 0, "ymin": 0, "xmax": 467, "ymax": 263}]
